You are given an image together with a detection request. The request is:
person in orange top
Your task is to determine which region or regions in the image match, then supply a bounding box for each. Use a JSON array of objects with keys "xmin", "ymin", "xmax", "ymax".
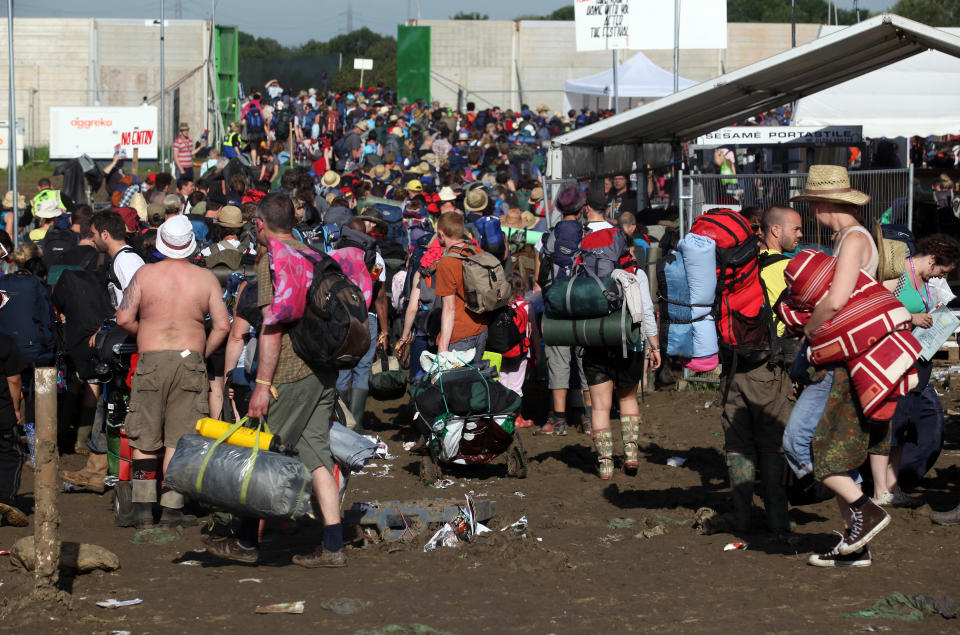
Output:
[{"xmin": 434, "ymin": 212, "xmax": 488, "ymax": 364}]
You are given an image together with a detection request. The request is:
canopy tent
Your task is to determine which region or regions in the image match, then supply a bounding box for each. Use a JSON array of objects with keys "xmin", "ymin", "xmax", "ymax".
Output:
[
  {"xmin": 794, "ymin": 26, "xmax": 960, "ymax": 138},
  {"xmin": 562, "ymin": 53, "xmax": 697, "ymax": 113},
  {"xmin": 548, "ymin": 14, "xmax": 960, "ymax": 181}
]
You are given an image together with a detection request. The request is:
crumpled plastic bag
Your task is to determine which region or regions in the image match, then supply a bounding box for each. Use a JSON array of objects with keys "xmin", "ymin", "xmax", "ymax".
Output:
[
  {"xmin": 419, "ymin": 349, "xmax": 476, "ymax": 376},
  {"xmin": 845, "ymin": 592, "xmax": 959, "ymax": 621}
]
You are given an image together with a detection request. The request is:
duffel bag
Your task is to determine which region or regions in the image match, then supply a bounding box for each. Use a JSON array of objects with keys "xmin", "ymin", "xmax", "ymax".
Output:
[
  {"xmin": 165, "ymin": 432, "xmax": 314, "ymax": 520},
  {"xmin": 369, "ymin": 352, "xmax": 408, "ymax": 401},
  {"xmin": 544, "ymin": 273, "xmax": 622, "ymax": 318},
  {"xmin": 542, "ymin": 311, "xmax": 640, "ymax": 350},
  {"xmin": 411, "ymin": 366, "xmax": 521, "ymax": 422}
]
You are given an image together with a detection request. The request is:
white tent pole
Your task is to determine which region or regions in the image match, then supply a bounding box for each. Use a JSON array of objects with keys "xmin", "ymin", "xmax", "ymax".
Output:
[
  {"xmin": 612, "ymin": 50, "xmax": 619, "ymax": 114},
  {"xmin": 7, "ymin": 0, "xmax": 18, "ymax": 249},
  {"xmin": 673, "ymin": 0, "xmax": 680, "ymax": 93}
]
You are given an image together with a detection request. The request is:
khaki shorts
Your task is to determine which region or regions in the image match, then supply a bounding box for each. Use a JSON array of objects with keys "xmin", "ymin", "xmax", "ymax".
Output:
[
  {"xmin": 126, "ymin": 350, "xmax": 209, "ymax": 452},
  {"xmin": 722, "ymin": 363, "xmax": 795, "ymax": 456}
]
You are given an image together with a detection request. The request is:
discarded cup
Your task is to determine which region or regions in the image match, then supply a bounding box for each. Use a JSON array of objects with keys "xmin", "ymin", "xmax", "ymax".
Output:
[{"xmin": 723, "ymin": 542, "xmax": 748, "ymax": 551}]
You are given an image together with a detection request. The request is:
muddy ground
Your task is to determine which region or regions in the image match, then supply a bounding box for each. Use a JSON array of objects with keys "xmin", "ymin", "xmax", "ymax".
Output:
[{"xmin": 2, "ymin": 377, "xmax": 960, "ymax": 634}]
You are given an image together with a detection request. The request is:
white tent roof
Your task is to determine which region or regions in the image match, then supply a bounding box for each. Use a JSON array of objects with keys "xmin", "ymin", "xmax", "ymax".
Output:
[
  {"xmin": 563, "ymin": 52, "xmax": 696, "ymax": 99},
  {"xmin": 548, "ymin": 14, "xmax": 960, "ymax": 179},
  {"xmin": 793, "ymin": 26, "xmax": 960, "ymax": 137}
]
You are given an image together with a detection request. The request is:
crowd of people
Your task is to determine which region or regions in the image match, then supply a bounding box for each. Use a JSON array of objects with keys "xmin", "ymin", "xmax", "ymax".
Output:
[{"xmin": 0, "ymin": 80, "xmax": 958, "ymax": 573}]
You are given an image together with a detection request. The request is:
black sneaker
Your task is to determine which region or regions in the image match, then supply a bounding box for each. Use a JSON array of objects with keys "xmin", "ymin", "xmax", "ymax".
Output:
[
  {"xmin": 808, "ymin": 541, "xmax": 871, "ymax": 568},
  {"xmin": 839, "ymin": 499, "xmax": 890, "ymax": 555}
]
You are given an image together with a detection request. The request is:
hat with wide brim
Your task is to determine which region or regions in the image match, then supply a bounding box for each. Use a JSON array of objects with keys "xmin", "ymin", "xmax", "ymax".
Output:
[
  {"xmin": 321, "ymin": 170, "xmax": 341, "ymax": 188},
  {"xmin": 520, "ymin": 211, "xmax": 540, "ymax": 229},
  {"xmin": 357, "ymin": 206, "xmax": 388, "ymax": 231},
  {"xmin": 789, "ymin": 164, "xmax": 870, "ymax": 206},
  {"xmin": 2, "ymin": 191, "xmax": 25, "ymax": 208},
  {"xmin": 464, "ymin": 188, "xmax": 489, "ymax": 213},
  {"xmin": 34, "ymin": 198, "xmax": 63, "ymax": 219},
  {"xmin": 157, "ymin": 215, "xmax": 197, "ymax": 259},
  {"xmin": 217, "ymin": 205, "xmax": 245, "ymax": 228}
]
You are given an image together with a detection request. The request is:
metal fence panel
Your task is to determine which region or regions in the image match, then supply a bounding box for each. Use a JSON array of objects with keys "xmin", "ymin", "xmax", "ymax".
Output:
[{"xmin": 680, "ymin": 168, "xmax": 912, "ymax": 248}]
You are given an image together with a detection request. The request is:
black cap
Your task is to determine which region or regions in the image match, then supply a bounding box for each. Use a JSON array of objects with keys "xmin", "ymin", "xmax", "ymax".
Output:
[{"xmin": 585, "ymin": 189, "xmax": 608, "ymax": 212}]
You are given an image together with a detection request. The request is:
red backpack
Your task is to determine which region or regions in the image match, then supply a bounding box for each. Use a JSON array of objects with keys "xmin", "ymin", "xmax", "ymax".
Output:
[
  {"xmin": 502, "ymin": 298, "xmax": 530, "ymax": 359},
  {"xmin": 689, "ymin": 208, "xmax": 769, "ymax": 365}
]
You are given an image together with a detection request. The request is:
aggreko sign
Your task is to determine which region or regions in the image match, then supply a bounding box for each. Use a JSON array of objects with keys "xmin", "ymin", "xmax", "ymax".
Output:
[{"xmin": 50, "ymin": 106, "xmax": 158, "ymax": 160}]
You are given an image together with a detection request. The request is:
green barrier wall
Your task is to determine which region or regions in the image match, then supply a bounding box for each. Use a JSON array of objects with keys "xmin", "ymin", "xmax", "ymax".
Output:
[{"xmin": 397, "ymin": 25, "xmax": 430, "ymax": 104}]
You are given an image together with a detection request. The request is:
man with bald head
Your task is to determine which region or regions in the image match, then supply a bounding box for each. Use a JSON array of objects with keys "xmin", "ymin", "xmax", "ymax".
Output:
[
  {"xmin": 720, "ymin": 205, "xmax": 803, "ymax": 535},
  {"xmin": 759, "ymin": 206, "xmax": 804, "ymax": 326}
]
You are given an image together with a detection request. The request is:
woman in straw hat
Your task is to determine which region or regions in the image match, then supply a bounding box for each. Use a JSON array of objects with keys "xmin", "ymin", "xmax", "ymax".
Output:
[{"xmin": 783, "ymin": 164, "xmax": 891, "ymax": 567}]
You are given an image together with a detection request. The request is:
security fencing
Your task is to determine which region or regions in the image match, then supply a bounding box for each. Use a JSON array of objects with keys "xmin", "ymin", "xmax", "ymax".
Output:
[{"xmin": 679, "ymin": 167, "xmax": 914, "ymax": 247}]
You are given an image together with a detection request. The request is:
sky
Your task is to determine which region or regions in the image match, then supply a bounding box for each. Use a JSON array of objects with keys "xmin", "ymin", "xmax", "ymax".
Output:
[{"xmin": 6, "ymin": 1, "xmax": 898, "ymax": 47}]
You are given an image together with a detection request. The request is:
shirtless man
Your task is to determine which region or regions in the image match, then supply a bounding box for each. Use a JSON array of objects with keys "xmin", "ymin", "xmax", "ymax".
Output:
[{"xmin": 116, "ymin": 215, "xmax": 229, "ymax": 529}]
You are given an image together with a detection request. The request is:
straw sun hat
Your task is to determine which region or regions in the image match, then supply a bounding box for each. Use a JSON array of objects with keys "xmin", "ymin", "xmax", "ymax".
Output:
[{"xmin": 790, "ymin": 164, "xmax": 870, "ymax": 207}]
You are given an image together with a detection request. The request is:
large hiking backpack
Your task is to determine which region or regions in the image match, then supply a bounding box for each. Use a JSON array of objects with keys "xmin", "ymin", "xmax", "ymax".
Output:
[
  {"xmin": 335, "ymin": 226, "xmax": 378, "ymax": 274},
  {"xmin": 245, "ymin": 105, "xmax": 265, "ymax": 134},
  {"xmin": 578, "ymin": 224, "xmax": 631, "ymax": 277},
  {"xmin": 446, "ymin": 245, "xmax": 511, "ymax": 314},
  {"xmin": 0, "ymin": 271, "xmax": 56, "ymax": 366},
  {"xmin": 503, "ymin": 299, "xmax": 531, "ymax": 359},
  {"xmin": 536, "ymin": 219, "xmax": 583, "ymax": 290},
  {"xmin": 289, "ymin": 250, "xmax": 371, "ymax": 370},
  {"xmin": 689, "ymin": 208, "xmax": 770, "ymax": 367},
  {"xmin": 273, "ymin": 109, "xmax": 294, "ymax": 141},
  {"xmin": 473, "ymin": 215, "xmax": 506, "ymax": 260}
]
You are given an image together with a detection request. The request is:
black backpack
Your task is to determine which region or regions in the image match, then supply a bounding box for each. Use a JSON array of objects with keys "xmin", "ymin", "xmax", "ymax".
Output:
[
  {"xmin": 289, "ymin": 250, "xmax": 370, "ymax": 370},
  {"xmin": 40, "ymin": 228, "xmax": 79, "ymax": 268},
  {"xmin": 335, "ymin": 226, "xmax": 378, "ymax": 273},
  {"xmin": 485, "ymin": 305, "xmax": 522, "ymax": 354},
  {"xmin": 274, "ymin": 109, "xmax": 294, "ymax": 141}
]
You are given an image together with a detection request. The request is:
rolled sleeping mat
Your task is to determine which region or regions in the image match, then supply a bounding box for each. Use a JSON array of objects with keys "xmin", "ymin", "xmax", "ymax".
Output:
[
  {"xmin": 503, "ymin": 226, "xmax": 544, "ymax": 246},
  {"xmin": 541, "ymin": 312, "xmax": 640, "ymax": 349}
]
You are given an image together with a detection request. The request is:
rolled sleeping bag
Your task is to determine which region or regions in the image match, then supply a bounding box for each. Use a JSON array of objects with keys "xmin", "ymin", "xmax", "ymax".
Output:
[
  {"xmin": 541, "ymin": 312, "xmax": 640, "ymax": 349},
  {"xmin": 658, "ymin": 251, "xmax": 695, "ymax": 359},
  {"xmin": 678, "ymin": 232, "xmax": 718, "ymax": 359},
  {"xmin": 544, "ymin": 275, "xmax": 621, "ymax": 319}
]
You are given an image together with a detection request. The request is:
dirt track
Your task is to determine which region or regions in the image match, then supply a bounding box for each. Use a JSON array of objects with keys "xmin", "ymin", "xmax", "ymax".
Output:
[{"xmin": 2, "ymin": 381, "xmax": 960, "ymax": 634}]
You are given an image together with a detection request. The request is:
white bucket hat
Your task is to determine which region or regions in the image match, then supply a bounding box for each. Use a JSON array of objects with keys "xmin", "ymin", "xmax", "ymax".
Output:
[
  {"xmin": 34, "ymin": 198, "xmax": 63, "ymax": 219},
  {"xmin": 156, "ymin": 215, "xmax": 196, "ymax": 259}
]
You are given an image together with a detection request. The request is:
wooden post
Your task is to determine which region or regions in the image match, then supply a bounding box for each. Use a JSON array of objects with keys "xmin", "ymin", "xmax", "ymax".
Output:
[
  {"xmin": 132, "ymin": 147, "xmax": 139, "ymax": 176},
  {"xmin": 288, "ymin": 125, "xmax": 294, "ymax": 167},
  {"xmin": 33, "ymin": 367, "xmax": 61, "ymax": 599}
]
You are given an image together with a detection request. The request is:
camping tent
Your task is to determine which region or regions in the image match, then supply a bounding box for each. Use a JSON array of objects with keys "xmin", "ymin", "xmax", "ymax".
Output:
[
  {"xmin": 562, "ymin": 52, "xmax": 696, "ymax": 113},
  {"xmin": 793, "ymin": 26, "xmax": 960, "ymax": 138}
]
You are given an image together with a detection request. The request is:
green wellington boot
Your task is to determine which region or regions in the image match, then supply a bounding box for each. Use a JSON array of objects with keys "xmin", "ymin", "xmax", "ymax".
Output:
[{"xmin": 726, "ymin": 453, "xmax": 757, "ymax": 533}]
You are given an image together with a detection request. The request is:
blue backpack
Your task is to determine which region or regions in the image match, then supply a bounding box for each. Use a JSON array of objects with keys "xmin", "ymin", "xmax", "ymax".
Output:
[
  {"xmin": 536, "ymin": 219, "xmax": 584, "ymax": 288},
  {"xmin": 474, "ymin": 215, "xmax": 505, "ymax": 259},
  {"xmin": 0, "ymin": 271, "xmax": 56, "ymax": 366},
  {"xmin": 245, "ymin": 105, "xmax": 265, "ymax": 131}
]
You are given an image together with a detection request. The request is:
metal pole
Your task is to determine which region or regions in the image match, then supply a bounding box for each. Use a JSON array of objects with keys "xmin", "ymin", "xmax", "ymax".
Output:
[
  {"xmin": 7, "ymin": 0, "xmax": 18, "ymax": 249},
  {"xmin": 611, "ymin": 50, "xmax": 619, "ymax": 114},
  {"xmin": 160, "ymin": 0, "xmax": 166, "ymax": 173},
  {"xmin": 791, "ymin": 0, "xmax": 796, "ymax": 48},
  {"xmin": 33, "ymin": 367, "xmax": 61, "ymax": 597},
  {"xmin": 673, "ymin": 0, "xmax": 680, "ymax": 93},
  {"xmin": 907, "ymin": 162, "xmax": 914, "ymax": 230},
  {"xmin": 854, "ymin": 0, "xmax": 860, "ymax": 23}
]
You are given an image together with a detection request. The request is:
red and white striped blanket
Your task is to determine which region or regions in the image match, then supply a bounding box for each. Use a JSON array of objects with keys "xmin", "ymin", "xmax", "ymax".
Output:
[{"xmin": 778, "ymin": 249, "xmax": 920, "ymax": 420}]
